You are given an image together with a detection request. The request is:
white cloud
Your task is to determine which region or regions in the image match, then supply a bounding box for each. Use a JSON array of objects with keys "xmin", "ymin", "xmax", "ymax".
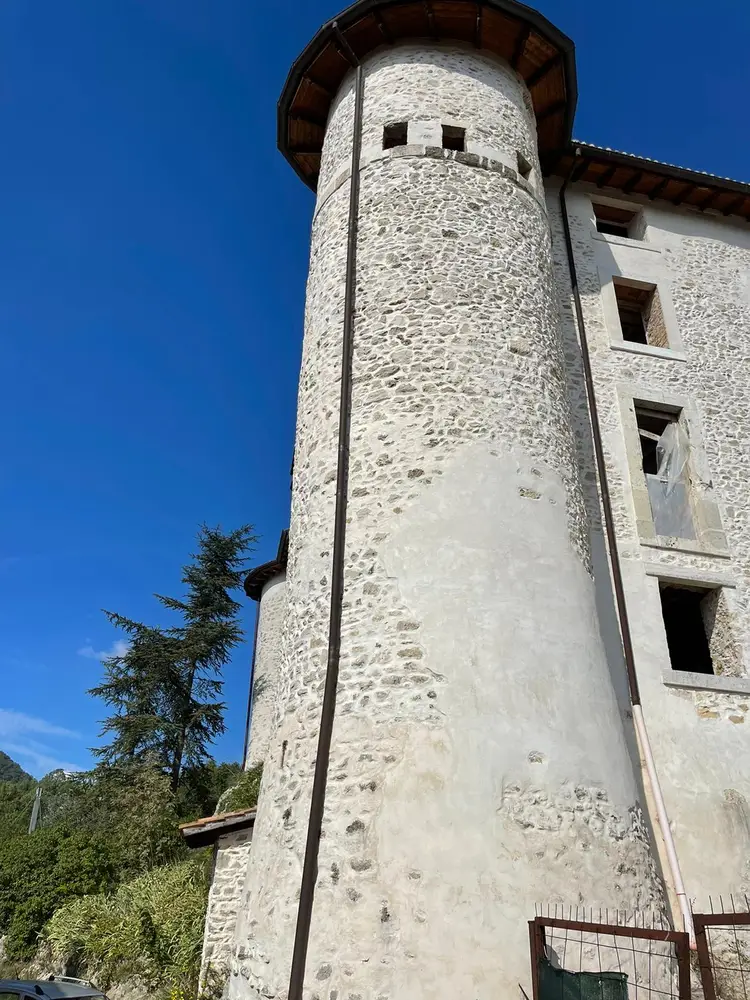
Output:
[
  {"xmin": 77, "ymin": 639, "xmax": 130, "ymax": 661},
  {"xmin": 0, "ymin": 709, "xmax": 84, "ymax": 778},
  {"xmin": 0, "ymin": 708, "xmax": 80, "ymax": 741},
  {"xmin": 2, "ymin": 741, "xmax": 84, "ymax": 776}
]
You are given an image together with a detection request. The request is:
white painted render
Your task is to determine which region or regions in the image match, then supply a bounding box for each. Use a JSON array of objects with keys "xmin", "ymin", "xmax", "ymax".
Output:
[
  {"xmin": 246, "ymin": 573, "xmax": 287, "ymax": 769},
  {"xmin": 547, "ymin": 183, "xmax": 750, "ymax": 909}
]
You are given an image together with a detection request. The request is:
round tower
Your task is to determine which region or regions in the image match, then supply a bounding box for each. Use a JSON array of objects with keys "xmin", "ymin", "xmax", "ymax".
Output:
[
  {"xmin": 243, "ymin": 531, "xmax": 288, "ymax": 769},
  {"xmin": 230, "ymin": 4, "xmax": 664, "ymax": 998}
]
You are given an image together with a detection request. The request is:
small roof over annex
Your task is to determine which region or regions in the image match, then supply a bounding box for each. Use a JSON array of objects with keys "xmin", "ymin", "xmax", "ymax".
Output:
[{"xmin": 179, "ymin": 808, "xmax": 257, "ymax": 849}]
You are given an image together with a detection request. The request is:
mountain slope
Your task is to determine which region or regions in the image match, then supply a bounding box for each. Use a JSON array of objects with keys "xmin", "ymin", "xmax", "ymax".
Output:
[{"xmin": 0, "ymin": 750, "xmax": 34, "ymax": 783}]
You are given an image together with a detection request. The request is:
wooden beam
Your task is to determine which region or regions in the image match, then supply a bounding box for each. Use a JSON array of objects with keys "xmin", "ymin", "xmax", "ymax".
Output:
[
  {"xmin": 526, "ymin": 53, "xmax": 561, "ymax": 89},
  {"xmin": 672, "ymin": 182, "xmax": 694, "ymax": 206},
  {"xmin": 305, "ymin": 72, "xmax": 334, "ymax": 97},
  {"xmin": 570, "ymin": 158, "xmax": 590, "ymax": 183},
  {"xmin": 536, "ymin": 99, "xmax": 565, "ymax": 124},
  {"xmin": 511, "ymin": 25, "xmax": 531, "ymax": 68},
  {"xmin": 648, "ymin": 177, "xmax": 670, "ymax": 201},
  {"xmin": 722, "ymin": 195, "xmax": 745, "ymax": 217},
  {"xmin": 289, "ymin": 145, "xmax": 323, "ymax": 155},
  {"xmin": 372, "ymin": 9, "xmax": 393, "ymax": 44},
  {"xmin": 697, "ymin": 189, "xmax": 721, "ymax": 212},
  {"xmin": 474, "ymin": 2, "xmax": 483, "ymax": 48},
  {"xmin": 596, "ymin": 165, "xmax": 618, "ymax": 189},
  {"xmin": 423, "ymin": 0, "xmax": 438, "ymax": 38},
  {"xmin": 622, "ymin": 171, "xmax": 644, "ymax": 194},
  {"xmin": 290, "ymin": 111, "xmax": 328, "ymax": 129}
]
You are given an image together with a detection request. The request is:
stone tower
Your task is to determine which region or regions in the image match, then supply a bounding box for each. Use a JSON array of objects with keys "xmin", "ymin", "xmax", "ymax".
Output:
[{"xmin": 229, "ymin": 3, "xmax": 666, "ymax": 998}]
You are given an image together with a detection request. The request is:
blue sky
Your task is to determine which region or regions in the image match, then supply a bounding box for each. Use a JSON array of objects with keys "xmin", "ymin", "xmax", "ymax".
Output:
[{"xmin": 0, "ymin": 0, "xmax": 747, "ymax": 778}]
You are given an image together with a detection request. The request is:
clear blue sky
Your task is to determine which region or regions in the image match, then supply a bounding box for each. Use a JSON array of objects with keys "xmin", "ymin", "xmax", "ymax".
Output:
[{"xmin": 0, "ymin": 0, "xmax": 747, "ymax": 778}]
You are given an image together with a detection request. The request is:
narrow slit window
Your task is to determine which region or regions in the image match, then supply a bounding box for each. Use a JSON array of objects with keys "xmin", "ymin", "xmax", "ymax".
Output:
[
  {"xmin": 614, "ymin": 279, "xmax": 669, "ymax": 348},
  {"xmin": 442, "ymin": 125, "xmax": 465, "ymax": 152},
  {"xmin": 517, "ymin": 151, "xmax": 532, "ymax": 180},
  {"xmin": 593, "ymin": 202, "xmax": 640, "ymax": 238},
  {"xmin": 383, "ymin": 123, "xmax": 408, "ymax": 149},
  {"xmin": 635, "ymin": 405, "xmax": 695, "ymax": 539},
  {"xmin": 659, "ymin": 583, "xmax": 716, "ymax": 674}
]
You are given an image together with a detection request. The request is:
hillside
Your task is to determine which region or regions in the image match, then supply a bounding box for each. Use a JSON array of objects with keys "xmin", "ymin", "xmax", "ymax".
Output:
[{"xmin": 0, "ymin": 750, "xmax": 33, "ymax": 783}]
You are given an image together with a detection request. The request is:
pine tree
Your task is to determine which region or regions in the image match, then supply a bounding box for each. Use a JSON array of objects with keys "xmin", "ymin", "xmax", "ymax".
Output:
[{"xmin": 91, "ymin": 524, "xmax": 256, "ymax": 790}]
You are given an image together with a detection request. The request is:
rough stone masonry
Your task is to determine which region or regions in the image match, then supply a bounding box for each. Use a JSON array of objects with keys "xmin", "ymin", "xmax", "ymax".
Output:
[{"xmin": 228, "ymin": 39, "xmax": 666, "ymax": 1000}]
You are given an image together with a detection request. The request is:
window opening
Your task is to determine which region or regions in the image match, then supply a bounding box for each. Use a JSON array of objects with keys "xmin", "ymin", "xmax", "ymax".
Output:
[
  {"xmin": 614, "ymin": 279, "xmax": 668, "ymax": 348},
  {"xmin": 593, "ymin": 202, "xmax": 640, "ymax": 238},
  {"xmin": 517, "ymin": 151, "xmax": 532, "ymax": 180},
  {"xmin": 383, "ymin": 123, "xmax": 408, "ymax": 149},
  {"xmin": 635, "ymin": 406, "xmax": 695, "ymax": 539},
  {"xmin": 442, "ymin": 125, "xmax": 465, "ymax": 152},
  {"xmin": 659, "ymin": 583, "xmax": 716, "ymax": 674}
]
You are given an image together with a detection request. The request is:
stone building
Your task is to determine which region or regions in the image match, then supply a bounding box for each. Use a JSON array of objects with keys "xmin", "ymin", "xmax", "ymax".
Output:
[{"xmin": 205, "ymin": 0, "xmax": 750, "ymax": 996}]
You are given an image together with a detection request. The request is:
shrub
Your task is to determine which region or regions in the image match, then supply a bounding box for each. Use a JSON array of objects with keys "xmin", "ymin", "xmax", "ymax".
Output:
[
  {"xmin": 45, "ymin": 856, "xmax": 212, "ymax": 994},
  {"xmin": 214, "ymin": 763, "xmax": 262, "ymax": 814},
  {"xmin": 0, "ymin": 827, "xmax": 115, "ymax": 958}
]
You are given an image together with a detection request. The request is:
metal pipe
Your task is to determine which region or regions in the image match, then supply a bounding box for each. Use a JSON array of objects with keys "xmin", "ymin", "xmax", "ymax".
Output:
[
  {"xmin": 558, "ymin": 157, "xmax": 695, "ymax": 947},
  {"xmin": 287, "ymin": 43, "xmax": 365, "ymax": 1000}
]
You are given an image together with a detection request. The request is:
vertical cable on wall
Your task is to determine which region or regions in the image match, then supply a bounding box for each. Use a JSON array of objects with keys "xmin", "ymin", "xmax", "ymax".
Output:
[{"xmin": 287, "ymin": 30, "xmax": 365, "ymax": 1000}]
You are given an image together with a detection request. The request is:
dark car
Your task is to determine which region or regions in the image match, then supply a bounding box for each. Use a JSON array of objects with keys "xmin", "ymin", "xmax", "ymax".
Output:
[{"xmin": 0, "ymin": 977, "xmax": 108, "ymax": 999}]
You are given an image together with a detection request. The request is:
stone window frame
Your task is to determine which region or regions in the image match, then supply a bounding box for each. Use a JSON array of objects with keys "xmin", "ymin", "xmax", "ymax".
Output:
[
  {"xmin": 616, "ymin": 383, "xmax": 728, "ymax": 557},
  {"xmin": 600, "ymin": 264, "xmax": 686, "ymax": 361},
  {"xmin": 588, "ymin": 191, "xmax": 658, "ymax": 252},
  {"xmin": 642, "ymin": 562, "xmax": 749, "ymax": 692}
]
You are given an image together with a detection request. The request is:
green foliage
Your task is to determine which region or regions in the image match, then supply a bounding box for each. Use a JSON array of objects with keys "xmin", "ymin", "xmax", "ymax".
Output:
[
  {"xmin": 91, "ymin": 524, "xmax": 256, "ymax": 791},
  {"xmin": 0, "ymin": 777, "xmax": 38, "ymax": 838},
  {"xmin": 0, "ymin": 826, "xmax": 115, "ymax": 958},
  {"xmin": 45, "ymin": 856, "xmax": 212, "ymax": 994},
  {"xmin": 215, "ymin": 763, "xmax": 263, "ymax": 814},
  {"xmin": 0, "ymin": 750, "xmax": 33, "ymax": 783},
  {"xmin": 175, "ymin": 760, "xmax": 243, "ymax": 822}
]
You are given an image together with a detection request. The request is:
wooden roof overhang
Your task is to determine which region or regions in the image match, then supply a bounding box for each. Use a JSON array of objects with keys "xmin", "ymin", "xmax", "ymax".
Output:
[
  {"xmin": 244, "ymin": 529, "xmax": 289, "ymax": 602},
  {"xmin": 548, "ymin": 143, "xmax": 750, "ymax": 223},
  {"xmin": 278, "ymin": 0, "xmax": 577, "ymax": 190}
]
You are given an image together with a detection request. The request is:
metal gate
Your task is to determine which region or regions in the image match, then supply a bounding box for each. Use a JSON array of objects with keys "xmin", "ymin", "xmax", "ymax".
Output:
[
  {"xmin": 529, "ymin": 915, "xmax": 691, "ymax": 1000},
  {"xmin": 694, "ymin": 909, "xmax": 750, "ymax": 1000}
]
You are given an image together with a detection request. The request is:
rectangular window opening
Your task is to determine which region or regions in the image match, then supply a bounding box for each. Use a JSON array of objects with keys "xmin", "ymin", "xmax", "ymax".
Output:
[
  {"xmin": 635, "ymin": 405, "xmax": 695, "ymax": 539},
  {"xmin": 517, "ymin": 151, "xmax": 532, "ymax": 180},
  {"xmin": 442, "ymin": 125, "xmax": 465, "ymax": 152},
  {"xmin": 593, "ymin": 201, "xmax": 640, "ymax": 238},
  {"xmin": 659, "ymin": 583, "xmax": 717, "ymax": 675},
  {"xmin": 383, "ymin": 122, "xmax": 408, "ymax": 149},
  {"xmin": 614, "ymin": 278, "xmax": 669, "ymax": 348}
]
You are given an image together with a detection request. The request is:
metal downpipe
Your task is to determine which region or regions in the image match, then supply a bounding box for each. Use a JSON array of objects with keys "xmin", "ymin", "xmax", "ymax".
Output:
[
  {"xmin": 558, "ymin": 156, "xmax": 694, "ymax": 946},
  {"xmin": 287, "ymin": 31, "xmax": 365, "ymax": 1000}
]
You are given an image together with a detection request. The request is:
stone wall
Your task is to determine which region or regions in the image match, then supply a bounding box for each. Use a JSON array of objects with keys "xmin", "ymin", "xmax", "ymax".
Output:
[
  {"xmin": 229, "ymin": 42, "xmax": 663, "ymax": 1000},
  {"xmin": 246, "ymin": 573, "xmax": 287, "ymax": 768},
  {"xmin": 547, "ymin": 182, "xmax": 750, "ymax": 909},
  {"xmin": 201, "ymin": 829, "xmax": 254, "ymax": 981}
]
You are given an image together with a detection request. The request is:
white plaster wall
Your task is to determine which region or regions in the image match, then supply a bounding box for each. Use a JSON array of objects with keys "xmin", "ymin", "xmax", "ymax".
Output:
[
  {"xmin": 201, "ymin": 829, "xmax": 254, "ymax": 980},
  {"xmin": 230, "ymin": 44, "xmax": 663, "ymax": 1000},
  {"xmin": 546, "ymin": 182, "xmax": 750, "ymax": 909},
  {"xmin": 246, "ymin": 573, "xmax": 287, "ymax": 769}
]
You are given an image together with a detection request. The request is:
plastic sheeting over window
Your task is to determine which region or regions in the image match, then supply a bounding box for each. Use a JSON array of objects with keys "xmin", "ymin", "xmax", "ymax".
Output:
[{"xmin": 646, "ymin": 421, "xmax": 695, "ymax": 539}]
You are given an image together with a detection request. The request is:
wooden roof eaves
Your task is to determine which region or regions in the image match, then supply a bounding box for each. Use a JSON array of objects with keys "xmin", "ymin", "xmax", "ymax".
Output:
[
  {"xmin": 278, "ymin": 0, "xmax": 577, "ymax": 190},
  {"xmin": 570, "ymin": 142, "xmax": 750, "ymax": 203}
]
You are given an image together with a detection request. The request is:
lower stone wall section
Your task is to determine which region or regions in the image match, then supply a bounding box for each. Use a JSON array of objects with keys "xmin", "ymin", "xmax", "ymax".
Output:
[{"xmin": 201, "ymin": 829, "xmax": 254, "ymax": 982}]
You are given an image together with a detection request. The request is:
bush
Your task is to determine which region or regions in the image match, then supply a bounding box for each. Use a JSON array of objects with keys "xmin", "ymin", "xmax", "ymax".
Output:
[
  {"xmin": 0, "ymin": 827, "xmax": 115, "ymax": 958},
  {"xmin": 45, "ymin": 856, "xmax": 212, "ymax": 994},
  {"xmin": 215, "ymin": 763, "xmax": 262, "ymax": 814}
]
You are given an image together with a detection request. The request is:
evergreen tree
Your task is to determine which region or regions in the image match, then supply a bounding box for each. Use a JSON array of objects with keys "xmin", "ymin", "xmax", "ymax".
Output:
[{"xmin": 91, "ymin": 524, "xmax": 255, "ymax": 790}]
